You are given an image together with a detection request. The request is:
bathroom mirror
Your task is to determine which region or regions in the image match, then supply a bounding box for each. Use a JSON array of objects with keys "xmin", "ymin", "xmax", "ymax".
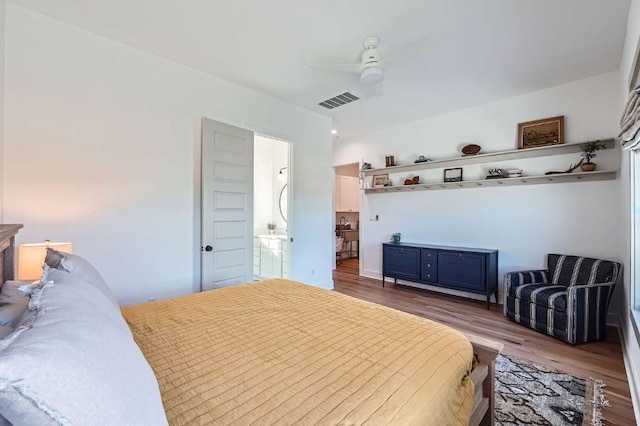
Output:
[{"xmin": 279, "ymin": 184, "xmax": 288, "ymax": 223}]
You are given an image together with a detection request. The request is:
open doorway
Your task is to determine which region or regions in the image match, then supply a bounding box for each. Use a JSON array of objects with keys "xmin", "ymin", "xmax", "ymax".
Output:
[
  {"xmin": 253, "ymin": 135, "xmax": 290, "ymax": 280},
  {"xmin": 334, "ymin": 163, "xmax": 359, "ymax": 274}
]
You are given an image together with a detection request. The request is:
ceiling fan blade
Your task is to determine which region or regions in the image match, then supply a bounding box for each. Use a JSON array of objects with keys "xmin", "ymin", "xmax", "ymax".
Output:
[
  {"xmin": 382, "ymin": 38, "xmax": 434, "ymax": 65},
  {"xmin": 304, "ymin": 62, "xmax": 361, "ymax": 72}
]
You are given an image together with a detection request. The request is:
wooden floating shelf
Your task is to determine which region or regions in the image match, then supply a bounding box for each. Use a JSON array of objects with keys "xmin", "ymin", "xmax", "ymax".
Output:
[
  {"xmin": 363, "ymin": 138, "xmax": 615, "ymax": 176},
  {"xmin": 363, "ymin": 170, "xmax": 617, "ymax": 194}
]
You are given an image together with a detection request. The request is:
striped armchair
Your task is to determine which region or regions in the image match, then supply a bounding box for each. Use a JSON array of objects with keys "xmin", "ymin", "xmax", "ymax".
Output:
[{"xmin": 503, "ymin": 254, "xmax": 621, "ymax": 344}]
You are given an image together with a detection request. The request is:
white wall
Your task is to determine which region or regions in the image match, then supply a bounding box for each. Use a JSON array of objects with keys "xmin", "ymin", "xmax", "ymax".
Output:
[
  {"xmin": 334, "ymin": 72, "xmax": 621, "ymax": 305},
  {"xmin": 3, "ymin": 4, "xmax": 334, "ymax": 304},
  {"xmin": 253, "ymin": 137, "xmax": 274, "ymax": 232},
  {"xmin": 618, "ymin": 0, "xmax": 640, "ymax": 419},
  {"xmin": 0, "ymin": 0, "xmax": 5, "ymax": 218},
  {"xmin": 253, "ymin": 135, "xmax": 288, "ymax": 233}
]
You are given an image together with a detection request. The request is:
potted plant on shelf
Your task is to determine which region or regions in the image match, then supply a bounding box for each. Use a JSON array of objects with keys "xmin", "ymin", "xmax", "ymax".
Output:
[
  {"xmin": 580, "ymin": 141, "xmax": 606, "ymax": 171},
  {"xmin": 267, "ymin": 223, "xmax": 276, "ymax": 234}
]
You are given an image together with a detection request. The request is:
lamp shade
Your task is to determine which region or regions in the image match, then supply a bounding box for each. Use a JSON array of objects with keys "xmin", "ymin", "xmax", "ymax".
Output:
[{"xmin": 18, "ymin": 241, "xmax": 73, "ymax": 281}]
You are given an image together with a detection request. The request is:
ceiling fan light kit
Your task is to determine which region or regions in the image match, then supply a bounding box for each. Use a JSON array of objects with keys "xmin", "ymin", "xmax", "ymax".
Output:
[{"xmin": 361, "ymin": 66, "xmax": 384, "ymax": 84}]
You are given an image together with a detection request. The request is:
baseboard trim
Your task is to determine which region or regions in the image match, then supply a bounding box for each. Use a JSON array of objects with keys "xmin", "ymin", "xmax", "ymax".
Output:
[
  {"xmin": 361, "ymin": 269, "xmax": 380, "ymax": 280},
  {"xmin": 361, "ymin": 272, "xmax": 623, "ymax": 324},
  {"xmin": 310, "ymin": 280, "xmax": 334, "ymax": 290},
  {"xmin": 361, "ymin": 270, "xmax": 494, "ymax": 304},
  {"xmin": 618, "ymin": 313, "xmax": 640, "ymax": 423}
]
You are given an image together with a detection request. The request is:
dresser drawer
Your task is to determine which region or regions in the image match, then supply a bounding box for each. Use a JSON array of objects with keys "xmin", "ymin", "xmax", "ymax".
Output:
[
  {"xmin": 384, "ymin": 245, "xmax": 421, "ymax": 281},
  {"xmin": 422, "ymin": 249, "xmax": 437, "ymax": 261},
  {"xmin": 420, "ymin": 249, "xmax": 438, "ymax": 282},
  {"xmin": 438, "ymin": 252, "xmax": 486, "ymax": 291}
]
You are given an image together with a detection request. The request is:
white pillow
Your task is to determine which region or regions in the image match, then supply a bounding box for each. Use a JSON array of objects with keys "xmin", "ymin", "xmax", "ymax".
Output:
[
  {"xmin": 54, "ymin": 252, "xmax": 119, "ymax": 308},
  {"xmin": 39, "ymin": 267, "xmax": 130, "ymax": 334},
  {"xmin": 0, "ymin": 281, "xmax": 167, "ymax": 425},
  {"xmin": 17, "ymin": 282, "xmax": 42, "ymax": 297}
]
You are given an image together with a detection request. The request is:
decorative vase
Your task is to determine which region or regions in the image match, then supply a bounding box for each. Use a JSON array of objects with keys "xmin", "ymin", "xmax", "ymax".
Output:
[
  {"xmin": 581, "ymin": 163, "xmax": 597, "ymax": 172},
  {"xmin": 391, "ymin": 233, "xmax": 401, "ymax": 243}
]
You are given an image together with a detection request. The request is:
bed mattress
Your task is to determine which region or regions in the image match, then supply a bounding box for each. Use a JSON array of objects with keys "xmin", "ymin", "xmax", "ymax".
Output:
[{"xmin": 122, "ymin": 279, "xmax": 474, "ymax": 425}]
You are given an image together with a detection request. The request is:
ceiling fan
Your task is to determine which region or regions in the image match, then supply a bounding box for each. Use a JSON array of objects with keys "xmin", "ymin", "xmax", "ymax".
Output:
[
  {"xmin": 307, "ymin": 34, "xmax": 432, "ymax": 98},
  {"xmin": 306, "ymin": 36, "xmax": 389, "ymax": 97}
]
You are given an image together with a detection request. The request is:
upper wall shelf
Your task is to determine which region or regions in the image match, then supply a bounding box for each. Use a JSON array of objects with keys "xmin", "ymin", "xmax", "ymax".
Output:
[{"xmin": 362, "ymin": 138, "xmax": 615, "ymax": 176}]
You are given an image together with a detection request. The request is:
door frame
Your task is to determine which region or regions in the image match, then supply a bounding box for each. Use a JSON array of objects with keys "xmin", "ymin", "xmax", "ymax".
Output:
[
  {"xmin": 253, "ymin": 132, "xmax": 294, "ymax": 281},
  {"xmin": 193, "ymin": 119, "xmax": 295, "ymax": 293},
  {"xmin": 333, "ymin": 162, "xmax": 362, "ymax": 271}
]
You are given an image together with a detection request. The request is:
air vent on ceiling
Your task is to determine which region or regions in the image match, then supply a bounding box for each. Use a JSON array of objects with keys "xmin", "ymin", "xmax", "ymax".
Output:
[{"xmin": 318, "ymin": 92, "xmax": 360, "ymax": 109}]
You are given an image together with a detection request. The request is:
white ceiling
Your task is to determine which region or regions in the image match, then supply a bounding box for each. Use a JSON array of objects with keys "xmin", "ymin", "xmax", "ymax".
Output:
[{"xmin": 10, "ymin": 0, "xmax": 631, "ymax": 139}]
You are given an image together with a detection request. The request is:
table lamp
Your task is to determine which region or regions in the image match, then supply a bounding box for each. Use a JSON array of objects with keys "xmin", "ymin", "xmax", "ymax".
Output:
[{"xmin": 18, "ymin": 240, "xmax": 73, "ymax": 281}]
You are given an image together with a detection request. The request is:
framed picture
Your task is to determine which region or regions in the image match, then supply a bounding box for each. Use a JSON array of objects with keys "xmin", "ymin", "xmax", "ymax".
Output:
[
  {"xmin": 444, "ymin": 167, "xmax": 463, "ymax": 182},
  {"xmin": 372, "ymin": 174, "xmax": 389, "ymax": 188},
  {"xmin": 517, "ymin": 115, "xmax": 564, "ymax": 149}
]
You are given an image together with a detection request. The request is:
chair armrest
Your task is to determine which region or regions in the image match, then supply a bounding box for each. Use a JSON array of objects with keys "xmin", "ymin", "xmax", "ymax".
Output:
[
  {"xmin": 566, "ymin": 281, "xmax": 616, "ymax": 343},
  {"xmin": 567, "ymin": 281, "xmax": 616, "ymax": 300},
  {"xmin": 504, "ymin": 269, "xmax": 549, "ymax": 287}
]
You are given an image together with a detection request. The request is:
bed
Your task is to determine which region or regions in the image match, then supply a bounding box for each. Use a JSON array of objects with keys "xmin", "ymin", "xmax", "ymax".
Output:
[
  {"xmin": 123, "ymin": 279, "xmax": 501, "ymax": 426},
  {"xmin": 0, "ymin": 231, "xmax": 501, "ymax": 425}
]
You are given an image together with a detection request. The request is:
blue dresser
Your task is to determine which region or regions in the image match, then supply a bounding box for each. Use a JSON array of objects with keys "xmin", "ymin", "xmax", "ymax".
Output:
[{"xmin": 382, "ymin": 243, "xmax": 498, "ymax": 309}]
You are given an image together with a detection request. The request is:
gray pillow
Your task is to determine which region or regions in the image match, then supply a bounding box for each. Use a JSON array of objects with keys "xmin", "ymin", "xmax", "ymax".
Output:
[
  {"xmin": 0, "ymin": 281, "xmax": 27, "ymax": 305},
  {"xmin": 0, "ymin": 280, "xmax": 167, "ymax": 425},
  {"xmin": 44, "ymin": 247, "xmax": 65, "ymax": 269},
  {"xmin": 0, "ymin": 326, "xmax": 13, "ymax": 340},
  {"xmin": 0, "ymin": 298, "xmax": 29, "ymax": 328}
]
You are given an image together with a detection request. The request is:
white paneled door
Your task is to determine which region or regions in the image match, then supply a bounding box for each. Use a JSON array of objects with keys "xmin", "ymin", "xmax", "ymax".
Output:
[{"xmin": 201, "ymin": 118, "xmax": 254, "ymax": 290}]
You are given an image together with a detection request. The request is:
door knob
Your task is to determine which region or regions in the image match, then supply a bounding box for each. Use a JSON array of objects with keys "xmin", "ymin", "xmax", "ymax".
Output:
[{"xmin": 205, "ymin": 245, "xmax": 213, "ymax": 252}]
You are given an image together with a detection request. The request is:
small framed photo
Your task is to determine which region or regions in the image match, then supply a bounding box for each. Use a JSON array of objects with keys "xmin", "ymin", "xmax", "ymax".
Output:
[
  {"xmin": 372, "ymin": 174, "xmax": 389, "ymax": 188},
  {"xmin": 444, "ymin": 167, "xmax": 463, "ymax": 182},
  {"xmin": 517, "ymin": 115, "xmax": 564, "ymax": 149}
]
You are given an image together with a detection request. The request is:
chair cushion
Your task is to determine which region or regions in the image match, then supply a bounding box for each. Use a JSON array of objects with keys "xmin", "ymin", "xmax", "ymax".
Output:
[
  {"xmin": 508, "ymin": 282, "xmax": 567, "ymax": 311},
  {"xmin": 548, "ymin": 254, "xmax": 618, "ymax": 287}
]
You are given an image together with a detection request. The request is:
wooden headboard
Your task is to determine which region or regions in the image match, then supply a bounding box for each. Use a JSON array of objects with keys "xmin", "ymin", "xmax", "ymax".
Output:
[{"xmin": 0, "ymin": 224, "xmax": 23, "ymax": 283}]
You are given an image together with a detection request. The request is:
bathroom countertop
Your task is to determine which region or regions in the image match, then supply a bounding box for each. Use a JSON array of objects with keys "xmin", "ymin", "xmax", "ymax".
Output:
[{"xmin": 255, "ymin": 234, "xmax": 288, "ymax": 240}]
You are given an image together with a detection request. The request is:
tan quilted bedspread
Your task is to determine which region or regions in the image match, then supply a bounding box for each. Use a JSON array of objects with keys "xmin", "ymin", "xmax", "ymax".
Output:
[{"xmin": 122, "ymin": 279, "xmax": 474, "ymax": 425}]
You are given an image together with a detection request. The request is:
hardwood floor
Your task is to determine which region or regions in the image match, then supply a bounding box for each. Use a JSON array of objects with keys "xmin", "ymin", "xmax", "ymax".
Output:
[{"xmin": 333, "ymin": 258, "xmax": 637, "ymax": 425}]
